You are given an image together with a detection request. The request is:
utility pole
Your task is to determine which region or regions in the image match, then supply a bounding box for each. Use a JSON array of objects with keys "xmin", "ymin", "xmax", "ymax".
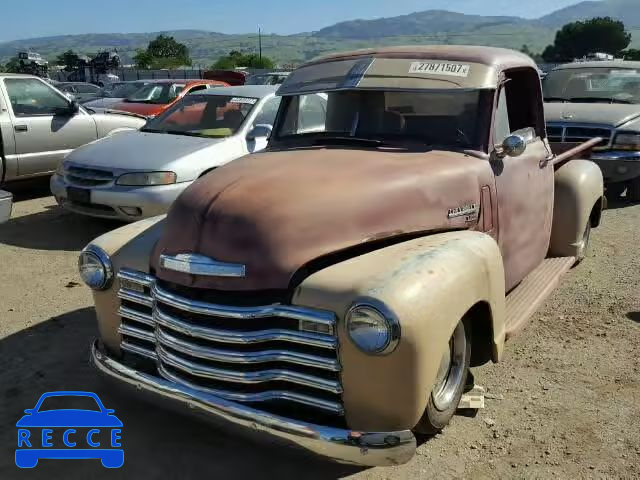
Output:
[{"xmin": 258, "ymin": 27, "xmax": 262, "ymax": 61}]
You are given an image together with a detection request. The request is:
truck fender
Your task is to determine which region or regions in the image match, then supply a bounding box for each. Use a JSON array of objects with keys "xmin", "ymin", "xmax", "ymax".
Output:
[
  {"xmin": 549, "ymin": 159, "xmax": 604, "ymax": 258},
  {"xmin": 293, "ymin": 231, "xmax": 506, "ymax": 432},
  {"xmin": 87, "ymin": 216, "xmax": 166, "ymax": 352}
]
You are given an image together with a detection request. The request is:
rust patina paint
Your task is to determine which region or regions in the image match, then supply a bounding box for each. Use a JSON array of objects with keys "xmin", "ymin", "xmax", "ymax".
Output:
[{"xmin": 152, "ymin": 148, "xmax": 495, "ymax": 290}]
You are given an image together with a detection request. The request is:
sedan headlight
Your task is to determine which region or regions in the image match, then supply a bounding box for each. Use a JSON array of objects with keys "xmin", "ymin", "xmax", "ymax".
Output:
[
  {"xmin": 613, "ymin": 132, "xmax": 640, "ymax": 150},
  {"xmin": 78, "ymin": 245, "xmax": 113, "ymax": 290},
  {"xmin": 346, "ymin": 301, "xmax": 400, "ymax": 355},
  {"xmin": 116, "ymin": 171, "xmax": 177, "ymax": 186}
]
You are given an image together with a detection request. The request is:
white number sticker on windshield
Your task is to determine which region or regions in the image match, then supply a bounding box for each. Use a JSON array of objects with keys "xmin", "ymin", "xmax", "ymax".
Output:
[
  {"xmin": 230, "ymin": 97, "xmax": 258, "ymax": 105},
  {"xmin": 409, "ymin": 62, "xmax": 471, "ymax": 77}
]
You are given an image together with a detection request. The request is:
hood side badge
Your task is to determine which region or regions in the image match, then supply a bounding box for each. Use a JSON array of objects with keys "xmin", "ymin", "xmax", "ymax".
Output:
[{"xmin": 160, "ymin": 253, "xmax": 246, "ymax": 278}]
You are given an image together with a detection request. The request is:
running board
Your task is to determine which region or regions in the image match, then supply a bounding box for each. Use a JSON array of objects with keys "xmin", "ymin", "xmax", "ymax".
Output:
[{"xmin": 505, "ymin": 257, "xmax": 575, "ymax": 339}]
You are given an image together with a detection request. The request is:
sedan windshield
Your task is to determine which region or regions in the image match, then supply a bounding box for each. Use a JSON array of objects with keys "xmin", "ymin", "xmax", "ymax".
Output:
[
  {"xmin": 276, "ymin": 89, "xmax": 491, "ymax": 149},
  {"xmin": 107, "ymin": 82, "xmax": 147, "ymax": 98},
  {"xmin": 141, "ymin": 95, "xmax": 258, "ymax": 138},
  {"xmin": 126, "ymin": 83, "xmax": 185, "ymax": 104},
  {"xmin": 543, "ymin": 67, "xmax": 640, "ymax": 104}
]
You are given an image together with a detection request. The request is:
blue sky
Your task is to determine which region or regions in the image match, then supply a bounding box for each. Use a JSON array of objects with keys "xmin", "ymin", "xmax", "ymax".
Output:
[{"xmin": 2, "ymin": 0, "xmax": 582, "ymax": 42}]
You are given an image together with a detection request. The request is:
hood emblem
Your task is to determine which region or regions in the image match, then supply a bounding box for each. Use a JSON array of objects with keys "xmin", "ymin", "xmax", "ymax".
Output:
[
  {"xmin": 159, "ymin": 253, "xmax": 246, "ymax": 278},
  {"xmin": 448, "ymin": 203, "xmax": 479, "ymax": 222}
]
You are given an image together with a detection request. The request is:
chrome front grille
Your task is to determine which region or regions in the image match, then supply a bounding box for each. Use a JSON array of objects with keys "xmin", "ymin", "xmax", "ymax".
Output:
[
  {"xmin": 116, "ymin": 269, "xmax": 344, "ymax": 416},
  {"xmin": 65, "ymin": 166, "xmax": 114, "ymax": 187},
  {"xmin": 546, "ymin": 123, "xmax": 613, "ymax": 148}
]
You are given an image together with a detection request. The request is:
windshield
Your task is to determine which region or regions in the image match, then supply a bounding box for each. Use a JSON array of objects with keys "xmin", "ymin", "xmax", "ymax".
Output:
[
  {"xmin": 126, "ymin": 83, "xmax": 185, "ymax": 104},
  {"xmin": 246, "ymin": 74, "xmax": 288, "ymax": 85},
  {"xmin": 543, "ymin": 67, "xmax": 640, "ymax": 104},
  {"xmin": 142, "ymin": 94, "xmax": 258, "ymax": 138},
  {"xmin": 275, "ymin": 90, "xmax": 490, "ymax": 149},
  {"xmin": 107, "ymin": 82, "xmax": 146, "ymax": 98}
]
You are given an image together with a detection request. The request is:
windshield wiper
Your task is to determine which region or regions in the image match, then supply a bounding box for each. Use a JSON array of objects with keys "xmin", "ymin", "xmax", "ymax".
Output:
[
  {"xmin": 311, "ymin": 136, "xmax": 383, "ymax": 147},
  {"xmin": 163, "ymin": 130, "xmax": 208, "ymax": 138},
  {"xmin": 544, "ymin": 96, "xmax": 569, "ymax": 102}
]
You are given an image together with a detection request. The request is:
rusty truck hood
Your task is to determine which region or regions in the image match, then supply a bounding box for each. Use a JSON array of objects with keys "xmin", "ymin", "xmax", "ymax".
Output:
[{"xmin": 152, "ymin": 147, "xmax": 490, "ymax": 290}]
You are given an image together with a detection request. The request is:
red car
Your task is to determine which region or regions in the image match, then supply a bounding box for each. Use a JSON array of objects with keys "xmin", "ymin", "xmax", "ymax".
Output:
[{"xmin": 110, "ymin": 79, "xmax": 228, "ymax": 117}]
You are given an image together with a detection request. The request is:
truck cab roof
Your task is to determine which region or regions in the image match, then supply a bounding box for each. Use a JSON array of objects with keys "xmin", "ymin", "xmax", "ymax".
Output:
[{"xmin": 279, "ymin": 45, "xmax": 537, "ymax": 96}]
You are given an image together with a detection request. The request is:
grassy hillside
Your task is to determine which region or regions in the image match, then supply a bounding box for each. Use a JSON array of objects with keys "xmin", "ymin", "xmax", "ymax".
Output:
[{"xmin": 1, "ymin": 0, "xmax": 638, "ymax": 67}]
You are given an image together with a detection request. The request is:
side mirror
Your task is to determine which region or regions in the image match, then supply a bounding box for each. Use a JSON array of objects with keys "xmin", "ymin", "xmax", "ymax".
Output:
[
  {"xmin": 496, "ymin": 134, "xmax": 526, "ymax": 158},
  {"xmin": 105, "ymin": 409, "xmax": 115, "ymax": 414},
  {"xmin": 0, "ymin": 190, "xmax": 13, "ymax": 224},
  {"xmin": 63, "ymin": 92, "xmax": 75, "ymax": 101},
  {"xmin": 23, "ymin": 409, "xmax": 33, "ymax": 415},
  {"xmin": 70, "ymin": 99, "xmax": 80, "ymax": 114},
  {"xmin": 247, "ymin": 124, "xmax": 273, "ymax": 141}
]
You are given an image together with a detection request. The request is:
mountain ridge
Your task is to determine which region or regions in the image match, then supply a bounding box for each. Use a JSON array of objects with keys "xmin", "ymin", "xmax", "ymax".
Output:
[{"xmin": 1, "ymin": 0, "xmax": 638, "ymax": 66}]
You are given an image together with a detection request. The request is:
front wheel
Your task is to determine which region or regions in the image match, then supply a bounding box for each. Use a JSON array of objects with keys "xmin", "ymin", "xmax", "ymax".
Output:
[{"xmin": 413, "ymin": 318, "xmax": 471, "ymax": 435}]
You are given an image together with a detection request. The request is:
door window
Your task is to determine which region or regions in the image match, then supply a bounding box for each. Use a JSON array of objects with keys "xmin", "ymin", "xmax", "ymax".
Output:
[
  {"xmin": 74, "ymin": 84, "xmax": 101, "ymax": 94},
  {"xmin": 494, "ymin": 88, "xmax": 511, "ymax": 143},
  {"xmin": 252, "ymin": 97, "xmax": 282, "ymax": 128},
  {"xmin": 280, "ymin": 94, "xmax": 327, "ymax": 134},
  {"xmin": 5, "ymin": 78, "xmax": 70, "ymax": 117}
]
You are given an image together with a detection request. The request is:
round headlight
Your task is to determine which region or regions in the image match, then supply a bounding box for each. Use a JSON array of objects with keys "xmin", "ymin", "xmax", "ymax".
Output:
[
  {"xmin": 346, "ymin": 302, "xmax": 400, "ymax": 355},
  {"xmin": 78, "ymin": 245, "xmax": 113, "ymax": 290}
]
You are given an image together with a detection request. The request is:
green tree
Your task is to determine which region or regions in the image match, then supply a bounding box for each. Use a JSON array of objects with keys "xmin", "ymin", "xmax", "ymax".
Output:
[
  {"xmin": 623, "ymin": 49, "xmax": 640, "ymax": 60},
  {"xmin": 139, "ymin": 34, "xmax": 192, "ymax": 69},
  {"xmin": 212, "ymin": 56, "xmax": 237, "ymax": 70},
  {"xmin": 243, "ymin": 54, "xmax": 275, "ymax": 69},
  {"xmin": 56, "ymin": 50, "xmax": 81, "ymax": 71},
  {"xmin": 1, "ymin": 56, "xmax": 20, "ymax": 73},
  {"xmin": 542, "ymin": 17, "xmax": 631, "ymax": 63},
  {"xmin": 133, "ymin": 49, "xmax": 153, "ymax": 69},
  {"xmin": 211, "ymin": 51, "xmax": 275, "ymax": 70}
]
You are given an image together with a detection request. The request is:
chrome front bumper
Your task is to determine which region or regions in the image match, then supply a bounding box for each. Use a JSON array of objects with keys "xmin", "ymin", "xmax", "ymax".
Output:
[{"xmin": 91, "ymin": 340, "xmax": 416, "ymax": 466}]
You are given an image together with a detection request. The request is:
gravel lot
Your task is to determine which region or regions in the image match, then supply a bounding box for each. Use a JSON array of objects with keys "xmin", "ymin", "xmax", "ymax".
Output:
[{"xmin": 0, "ymin": 179, "xmax": 638, "ymax": 479}]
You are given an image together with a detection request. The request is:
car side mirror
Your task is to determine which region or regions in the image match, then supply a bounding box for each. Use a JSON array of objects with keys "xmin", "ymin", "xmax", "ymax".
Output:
[
  {"xmin": 496, "ymin": 134, "xmax": 526, "ymax": 158},
  {"xmin": 69, "ymin": 99, "xmax": 80, "ymax": 114},
  {"xmin": 23, "ymin": 409, "xmax": 34, "ymax": 415},
  {"xmin": 247, "ymin": 124, "xmax": 273, "ymax": 141}
]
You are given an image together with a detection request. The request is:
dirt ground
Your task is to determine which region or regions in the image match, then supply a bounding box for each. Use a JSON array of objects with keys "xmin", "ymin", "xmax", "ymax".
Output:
[{"xmin": 0, "ymin": 179, "xmax": 638, "ymax": 479}]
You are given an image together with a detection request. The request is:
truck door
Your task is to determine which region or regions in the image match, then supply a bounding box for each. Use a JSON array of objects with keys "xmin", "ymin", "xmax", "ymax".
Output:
[
  {"xmin": 492, "ymin": 69, "xmax": 555, "ymax": 291},
  {"xmin": 0, "ymin": 86, "xmax": 17, "ymax": 182},
  {"xmin": 2, "ymin": 77, "xmax": 97, "ymax": 178}
]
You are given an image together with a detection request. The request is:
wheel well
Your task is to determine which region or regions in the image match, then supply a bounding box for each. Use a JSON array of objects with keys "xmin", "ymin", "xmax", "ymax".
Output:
[
  {"xmin": 590, "ymin": 197, "xmax": 603, "ymax": 228},
  {"xmin": 466, "ymin": 301, "xmax": 495, "ymax": 367},
  {"xmin": 199, "ymin": 168, "xmax": 216, "ymax": 178}
]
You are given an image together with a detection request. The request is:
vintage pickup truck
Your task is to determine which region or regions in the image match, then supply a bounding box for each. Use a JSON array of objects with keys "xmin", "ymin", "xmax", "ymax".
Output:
[{"xmin": 81, "ymin": 46, "xmax": 603, "ymax": 466}]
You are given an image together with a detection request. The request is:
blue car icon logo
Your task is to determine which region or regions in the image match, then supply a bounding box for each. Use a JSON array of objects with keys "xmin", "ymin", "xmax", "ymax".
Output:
[{"xmin": 16, "ymin": 391, "xmax": 123, "ymax": 468}]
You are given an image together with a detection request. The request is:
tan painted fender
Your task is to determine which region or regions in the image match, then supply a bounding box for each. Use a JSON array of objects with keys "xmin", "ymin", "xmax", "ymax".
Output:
[
  {"xmin": 549, "ymin": 160, "xmax": 604, "ymax": 258},
  {"xmin": 293, "ymin": 231, "xmax": 506, "ymax": 432},
  {"xmin": 89, "ymin": 215, "xmax": 166, "ymax": 353}
]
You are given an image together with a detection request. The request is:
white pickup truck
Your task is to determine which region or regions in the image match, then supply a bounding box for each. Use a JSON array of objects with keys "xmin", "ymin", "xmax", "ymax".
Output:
[{"xmin": 0, "ymin": 73, "xmax": 146, "ymax": 185}]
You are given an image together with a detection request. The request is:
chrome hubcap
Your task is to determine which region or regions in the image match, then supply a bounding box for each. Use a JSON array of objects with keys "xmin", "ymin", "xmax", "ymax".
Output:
[
  {"xmin": 432, "ymin": 322, "xmax": 467, "ymax": 411},
  {"xmin": 577, "ymin": 223, "xmax": 591, "ymax": 258}
]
